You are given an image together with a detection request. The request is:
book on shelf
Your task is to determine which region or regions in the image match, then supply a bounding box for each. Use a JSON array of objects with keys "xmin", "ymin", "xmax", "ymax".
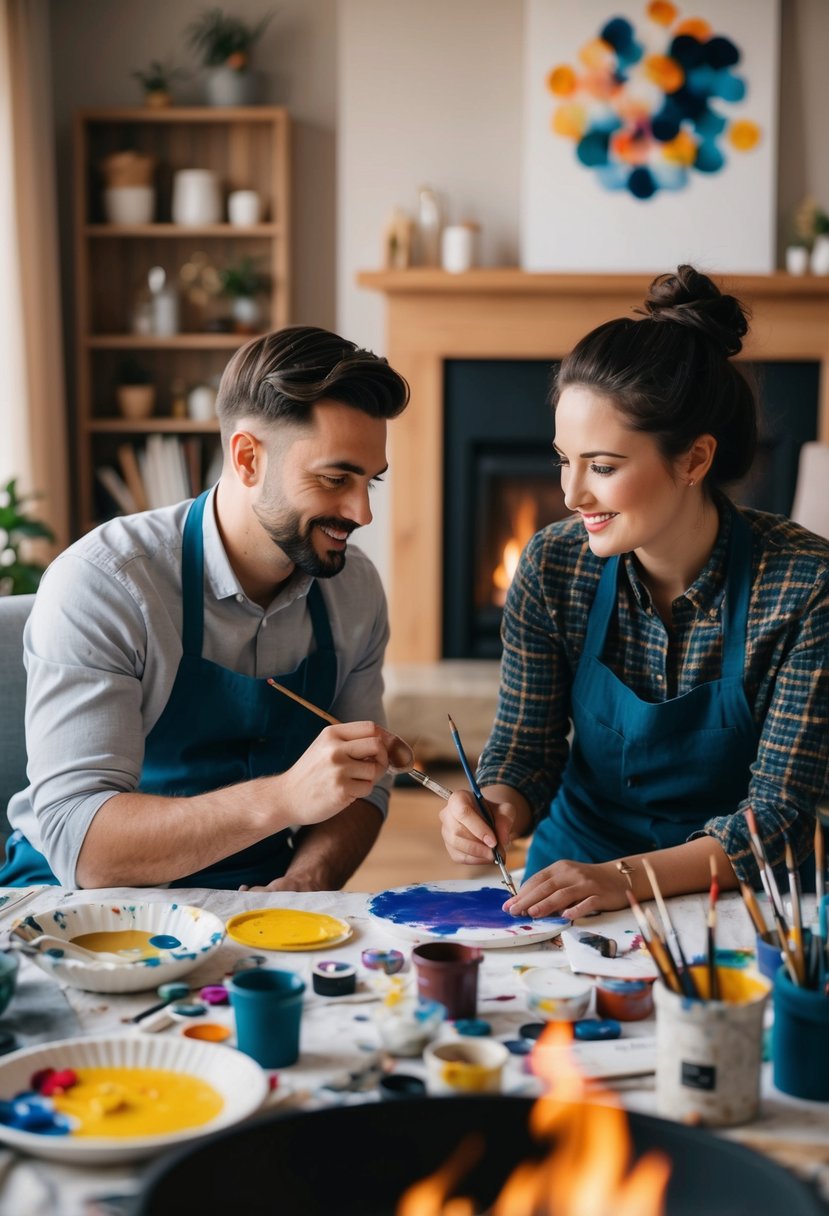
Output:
[
  {"xmin": 116, "ymin": 443, "xmax": 148, "ymax": 512},
  {"xmin": 95, "ymin": 466, "xmax": 137, "ymax": 516}
]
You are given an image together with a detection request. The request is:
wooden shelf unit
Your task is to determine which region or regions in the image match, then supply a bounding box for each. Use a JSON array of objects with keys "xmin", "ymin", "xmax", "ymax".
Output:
[{"xmin": 72, "ymin": 105, "xmax": 291, "ymax": 533}]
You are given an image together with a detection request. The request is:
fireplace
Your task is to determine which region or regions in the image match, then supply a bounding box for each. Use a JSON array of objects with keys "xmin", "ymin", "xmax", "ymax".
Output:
[{"xmin": 442, "ymin": 356, "xmax": 819, "ymax": 660}]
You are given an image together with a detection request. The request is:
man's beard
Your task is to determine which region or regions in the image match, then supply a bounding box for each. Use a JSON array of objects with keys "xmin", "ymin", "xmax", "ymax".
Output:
[{"xmin": 255, "ymin": 506, "xmax": 356, "ymax": 578}]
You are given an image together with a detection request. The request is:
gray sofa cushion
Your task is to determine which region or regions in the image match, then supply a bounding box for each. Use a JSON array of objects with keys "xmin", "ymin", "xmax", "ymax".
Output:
[{"xmin": 0, "ymin": 594, "xmax": 34, "ymax": 838}]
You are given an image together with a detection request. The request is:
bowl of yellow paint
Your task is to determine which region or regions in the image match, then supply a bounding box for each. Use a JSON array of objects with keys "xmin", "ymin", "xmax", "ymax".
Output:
[
  {"xmin": 9, "ymin": 902, "xmax": 225, "ymax": 994},
  {"xmin": 0, "ymin": 1033, "xmax": 268, "ymax": 1163}
]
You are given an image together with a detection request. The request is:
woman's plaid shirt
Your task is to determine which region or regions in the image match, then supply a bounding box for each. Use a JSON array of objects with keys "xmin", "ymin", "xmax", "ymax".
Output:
[{"xmin": 476, "ymin": 503, "xmax": 829, "ymax": 882}]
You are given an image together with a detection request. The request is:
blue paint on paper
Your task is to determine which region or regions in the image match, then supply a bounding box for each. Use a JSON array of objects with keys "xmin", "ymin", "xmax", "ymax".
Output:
[{"xmin": 368, "ymin": 885, "xmax": 568, "ymax": 937}]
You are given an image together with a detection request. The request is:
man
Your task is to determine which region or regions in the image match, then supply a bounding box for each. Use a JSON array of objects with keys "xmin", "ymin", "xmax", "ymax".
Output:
[{"xmin": 0, "ymin": 326, "xmax": 410, "ymax": 890}]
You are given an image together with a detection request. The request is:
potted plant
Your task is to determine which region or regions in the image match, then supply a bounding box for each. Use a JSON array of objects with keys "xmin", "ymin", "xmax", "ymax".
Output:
[
  {"xmin": 116, "ymin": 357, "xmax": 157, "ymax": 420},
  {"xmin": 0, "ymin": 479, "xmax": 55, "ymax": 596},
  {"xmin": 219, "ymin": 256, "xmax": 269, "ymax": 333},
  {"xmin": 187, "ymin": 7, "xmax": 274, "ymax": 107},
  {"xmin": 131, "ymin": 59, "xmax": 186, "ymax": 108}
]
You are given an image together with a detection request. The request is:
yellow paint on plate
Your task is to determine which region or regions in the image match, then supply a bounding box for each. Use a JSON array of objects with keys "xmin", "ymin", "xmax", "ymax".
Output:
[
  {"xmin": 71, "ymin": 930, "xmax": 163, "ymax": 959},
  {"xmin": 51, "ymin": 1067, "xmax": 223, "ymax": 1138},
  {"xmin": 225, "ymin": 908, "xmax": 351, "ymax": 951}
]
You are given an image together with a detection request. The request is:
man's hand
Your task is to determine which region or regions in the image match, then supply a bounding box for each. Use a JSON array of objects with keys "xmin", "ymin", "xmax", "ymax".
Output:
[{"xmin": 277, "ymin": 722, "xmax": 390, "ymax": 826}]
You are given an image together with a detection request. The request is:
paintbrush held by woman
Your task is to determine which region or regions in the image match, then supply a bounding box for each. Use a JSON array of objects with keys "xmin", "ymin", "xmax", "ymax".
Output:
[{"xmin": 439, "ymin": 265, "xmax": 829, "ymax": 921}]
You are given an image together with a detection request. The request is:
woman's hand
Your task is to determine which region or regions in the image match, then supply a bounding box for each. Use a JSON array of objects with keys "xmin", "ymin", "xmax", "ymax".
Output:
[
  {"xmin": 439, "ymin": 790, "xmax": 516, "ymax": 865},
  {"xmin": 504, "ymin": 859, "xmax": 628, "ymax": 920}
]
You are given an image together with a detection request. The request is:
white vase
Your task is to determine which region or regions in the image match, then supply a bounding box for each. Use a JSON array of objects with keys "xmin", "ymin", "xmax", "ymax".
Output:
[
  {"xmin": 204, "ymin": 67, "xmax": 257, "ymax": 107},
  {"xmin": 231, "ymin": 296, "xmax": 262, "ymax": 333},
  {"xmin": 171, "ymin": 170, "xmax": 221, "ymax": 226},
  {"xmin": 811, "ymin": 235, "xmax": 829, "ymax": 275},
  {"xmin": 785, "ymin": 245, "xmax": 809, "ymax": 276}
]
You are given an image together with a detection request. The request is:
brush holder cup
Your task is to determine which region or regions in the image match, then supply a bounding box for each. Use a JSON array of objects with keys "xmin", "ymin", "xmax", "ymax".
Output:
[
  {"xmin": 654, "ymin": 964, "xmax": 770, "ymax": 1127},
  {"xmin": 411, "ymin": 942, "xmax": 482, "ymax": 1021},
  {"xmin": 772, "ymin": 969, "xmax": 829, "ymax": 1101}
]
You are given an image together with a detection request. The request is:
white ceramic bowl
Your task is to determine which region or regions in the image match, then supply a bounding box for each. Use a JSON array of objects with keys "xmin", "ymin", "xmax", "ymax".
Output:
[
  {"xmin": 0, "ymin": 1034, "xmax": 267, "ymax": 1163},
  {"xmin": 10, "ymin": 901, "xmax": 225, "ymax": 994},
  {"xmin": 103, "ymin": 186, "xmax": 155, "ymax": 225},
  {"xmin": 522, "ymin": 967, "xmax": 592, "ymax": 1021}
]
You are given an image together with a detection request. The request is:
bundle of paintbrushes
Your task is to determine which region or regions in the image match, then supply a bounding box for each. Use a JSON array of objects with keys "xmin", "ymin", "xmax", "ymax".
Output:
[
  {"xmin": 736, "ymin": 808, "xmax": 828, "ymax": 992},
  {"xmin": 625, "ymin": 862, "xmax": 701, "ymax": 999}
]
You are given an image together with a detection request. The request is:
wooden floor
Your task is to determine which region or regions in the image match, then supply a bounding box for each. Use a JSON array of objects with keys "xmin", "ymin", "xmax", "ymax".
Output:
[{"xmin": 344, "ymin": 765, "xmax": 527, "ymax": 893}]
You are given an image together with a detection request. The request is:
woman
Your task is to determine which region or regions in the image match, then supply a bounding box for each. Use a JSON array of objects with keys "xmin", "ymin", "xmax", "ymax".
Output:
[{"xmin": 440, "ymin": 266, "xmax": 829, "ymax": 919}]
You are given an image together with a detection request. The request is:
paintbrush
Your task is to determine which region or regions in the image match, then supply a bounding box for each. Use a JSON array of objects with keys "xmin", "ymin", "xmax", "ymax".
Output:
[
  {"xmin": 744, "ymin": 806, "xmax": 785, "ymax": 920},
  {"xmin": 785, "ymin": 837, "xmax": 806, "ymax": 986},
  {"xmin": 265, "ymin": 678, "xmax": 452, "ymax": 799},
  {"xmin": 643, "ymin": 904, "xmax": 686, "ymax": 996},
  {"xmin": 625, "ymin": 890, "xmax": 682, "ymax": 993},
  {"xmin": 641, "ymin": 857, "xmax": 698, "ymax": 998},
  {"xmin": 738, "ymin": 880, "xmax": 768, "ymax": 937},
  {"xmin": 707, "ymin": 856, "xmax": 720, "ymax": 1001},
  {"xmin": 447, "ymin": 714, "xmax": 518, "ymax": 897},
  {"xmin": 816, "ymin": 816, "xmax": 826, "ymax": 913}
]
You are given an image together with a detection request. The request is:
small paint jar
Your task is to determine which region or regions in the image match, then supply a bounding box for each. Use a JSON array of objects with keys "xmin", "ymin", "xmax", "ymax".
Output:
[
  {"xmin": 423, "ymin": 1038, "xmax": 508, "ymax": 1095},
  {"xmin": 378, "ymin": 1073, "xmax": 427, "ymax": 1100},
  {"xmin": 312, "ymin": 961, "xmax": 357, "ymax": 997},
  {"xmin": 522, "ymin": 968, "xmax": 592, "ymax": 1022},
  {"xmin": 361, "ymin": 948, "xmax": 404, "ymax": 975},
  {"xmin": 772, "ymin": 968, "xmax": 829, "ymax": 1101},
  {"xmin": 594, "ymin": 978, "xmax": 654, "ymax": 1022}
]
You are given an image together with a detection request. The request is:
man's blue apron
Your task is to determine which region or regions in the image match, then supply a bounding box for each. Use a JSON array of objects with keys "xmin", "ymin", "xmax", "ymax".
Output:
[
  {"xmin": 525, "ymin": 509, "xmax": 760, "ymax": 876},
  {"xmin": 0, "ymin": 491, "xmax": 337, "ymax": 888}
]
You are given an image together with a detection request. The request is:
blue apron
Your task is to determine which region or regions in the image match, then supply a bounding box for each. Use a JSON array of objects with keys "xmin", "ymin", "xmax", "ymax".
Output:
[
  {"xmin": 0, "ymin": 491, "xmax": 338, "ymax": 889},
  {"xmin": 525, "ymin": 509, "xmax": 760, "ymax": 876}
]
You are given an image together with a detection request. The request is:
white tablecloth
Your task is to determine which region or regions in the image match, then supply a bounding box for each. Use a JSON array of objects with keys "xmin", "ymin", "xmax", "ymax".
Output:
[{"xmin": 0, "ymin": 883, "xmax": 827, "ymax": 1215}]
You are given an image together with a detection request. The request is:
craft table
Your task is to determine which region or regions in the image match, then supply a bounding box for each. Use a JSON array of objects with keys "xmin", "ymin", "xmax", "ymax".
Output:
[{"xmin": 0, "ymin": 882, "xmax": 827, "ymax": 1216}]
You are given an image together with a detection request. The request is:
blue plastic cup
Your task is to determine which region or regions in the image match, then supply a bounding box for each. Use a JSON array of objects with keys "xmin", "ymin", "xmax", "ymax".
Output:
[
  {"xmin": 228, "ymin": 967, "xmax": 305, "ymax": 1068},
  {"xmin": 772, "ymin": 968, "xmax": 829, "ymax": 1101}
]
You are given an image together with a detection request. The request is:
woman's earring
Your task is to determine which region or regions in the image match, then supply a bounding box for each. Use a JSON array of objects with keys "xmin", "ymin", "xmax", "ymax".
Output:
[{"xmin": 687, "ymin": 479, "xmax": 695, "ymax": 487}]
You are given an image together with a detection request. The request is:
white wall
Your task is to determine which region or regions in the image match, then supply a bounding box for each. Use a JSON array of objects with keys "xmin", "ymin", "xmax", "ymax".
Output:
[{"xmin": 337, "ymin": 0, "xmax": 829, "ymax": 583}]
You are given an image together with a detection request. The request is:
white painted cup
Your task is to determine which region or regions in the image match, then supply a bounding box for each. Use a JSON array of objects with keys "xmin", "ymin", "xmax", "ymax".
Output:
[
  {"xmin": 785, "ymin": 245, "xmax": 809, "ymax": 275},
  {"xmin": 104, "ymin": 186, "xmax": 155, "ymax": 225},
  {"xmin": 228, "ymin": 190, "xmax": 262, "ymax": 226},
  {"xmin": 654, "ymin": 964, "xmax": 770, "ymax": 1127},
  {"xmin": 423, "ymin": 1038, "xmax": 508, "ymax": 1095}
]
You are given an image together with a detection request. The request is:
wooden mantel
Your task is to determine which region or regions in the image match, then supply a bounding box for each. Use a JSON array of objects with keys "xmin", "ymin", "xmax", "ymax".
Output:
[{"xmin": 358, "ymin": 269, "xmax": 829, "ymax": 663}]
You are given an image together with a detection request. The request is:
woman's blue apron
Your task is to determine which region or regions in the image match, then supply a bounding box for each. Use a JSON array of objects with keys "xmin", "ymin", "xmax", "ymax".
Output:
[
  {"xmin": 0, "ymin": 491, "xmax": 337, "ymax": 889},
  {"xmin": 525, "ymin": 509, "xmax": 760, "ymax": 876}
]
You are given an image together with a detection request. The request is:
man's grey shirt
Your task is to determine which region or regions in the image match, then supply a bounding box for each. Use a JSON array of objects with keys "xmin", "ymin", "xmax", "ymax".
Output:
[{"xmin": 8, "ymin": 489, "xmax": 392, "ymax": 885}]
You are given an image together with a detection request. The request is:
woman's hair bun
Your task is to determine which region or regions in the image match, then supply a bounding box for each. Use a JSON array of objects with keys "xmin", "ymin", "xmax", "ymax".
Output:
[{"xmin": 638, "ymin": 264, "xmax": 749, "ymax": 357}]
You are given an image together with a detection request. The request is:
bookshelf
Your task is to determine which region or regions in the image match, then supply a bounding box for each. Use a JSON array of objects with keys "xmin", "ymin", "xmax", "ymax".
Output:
[{"xmin": 72, "ymin": 106, "xmax": 291, "ymax": 533}]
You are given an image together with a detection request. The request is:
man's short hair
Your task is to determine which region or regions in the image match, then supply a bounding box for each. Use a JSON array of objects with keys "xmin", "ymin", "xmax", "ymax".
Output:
[{"xmin": 216, "ymin": 325, "xmax": 409, "ymax": 439}]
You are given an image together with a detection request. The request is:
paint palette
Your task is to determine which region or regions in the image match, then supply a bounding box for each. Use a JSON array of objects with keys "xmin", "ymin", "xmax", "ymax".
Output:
[
  {"xmin": 367, "ymin": 882, "xmax": 569, "ymax": 949},
  {"xmin": 225, "ymin": 908, "xmax": 352, "ymax": 951},
  {"xmin": 10, "ymin": 902, "xmax": 225, "ymax": 994},
  {"xmin": 0, "ymin": 1035, "xmax": 267, "ymax": 1164}
]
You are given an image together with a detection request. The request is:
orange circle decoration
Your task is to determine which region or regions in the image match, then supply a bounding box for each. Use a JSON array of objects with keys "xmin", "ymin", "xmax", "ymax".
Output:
[
  {"xmin": 647, "ymin": 1, "xmax": 678, "ymax": 25},
  {"xmin": 729, "ymin": 120, "xmax": 761, "ymax": 152},
  {"xmin": 547, "ymin": 65, "xmax": 577, "ymax": 97},
  {"xmin": 644, "ymin": 54, "xmax": 684, "ymax": 94},
  {"xmin": 551, "ymin": 103, "xmax": 586, "ymax": 140}
]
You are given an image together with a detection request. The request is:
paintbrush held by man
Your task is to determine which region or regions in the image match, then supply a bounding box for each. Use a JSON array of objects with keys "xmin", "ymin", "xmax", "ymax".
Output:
[{"xmin": 438, "ymin": 265, "xmax": 829, "ymax": 921}]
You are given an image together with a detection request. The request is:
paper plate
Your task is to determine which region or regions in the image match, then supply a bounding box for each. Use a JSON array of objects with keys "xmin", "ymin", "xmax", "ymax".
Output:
[
  {"xmin": 0, "ymin": 1034, "xmax": 267, "ymax": 1164},
  {"xmin": 225, "ymin": 908, "xmax": 352, "ymax": 951},
  {"xmin": 9, "ymin": 902, "xmax": 225, "ymax": 994},
  {"xmin": 367, "ymin": 882, "xmax": 569, "ymax": 948}
]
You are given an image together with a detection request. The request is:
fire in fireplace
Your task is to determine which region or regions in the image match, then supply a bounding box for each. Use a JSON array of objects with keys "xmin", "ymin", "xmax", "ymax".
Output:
[{"xmin": 443, "ymin": 359, "xmax": 819, "ymax": 660}]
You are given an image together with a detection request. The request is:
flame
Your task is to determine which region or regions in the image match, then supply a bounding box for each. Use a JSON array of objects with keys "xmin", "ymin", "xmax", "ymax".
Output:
[
  {"xmin": 492, "ymin": 496, "xmax": 539, "ymax": 606},
  {"xmin": 397, "ymin": 1022, "xmax": 671, "ymax": 1216}
]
